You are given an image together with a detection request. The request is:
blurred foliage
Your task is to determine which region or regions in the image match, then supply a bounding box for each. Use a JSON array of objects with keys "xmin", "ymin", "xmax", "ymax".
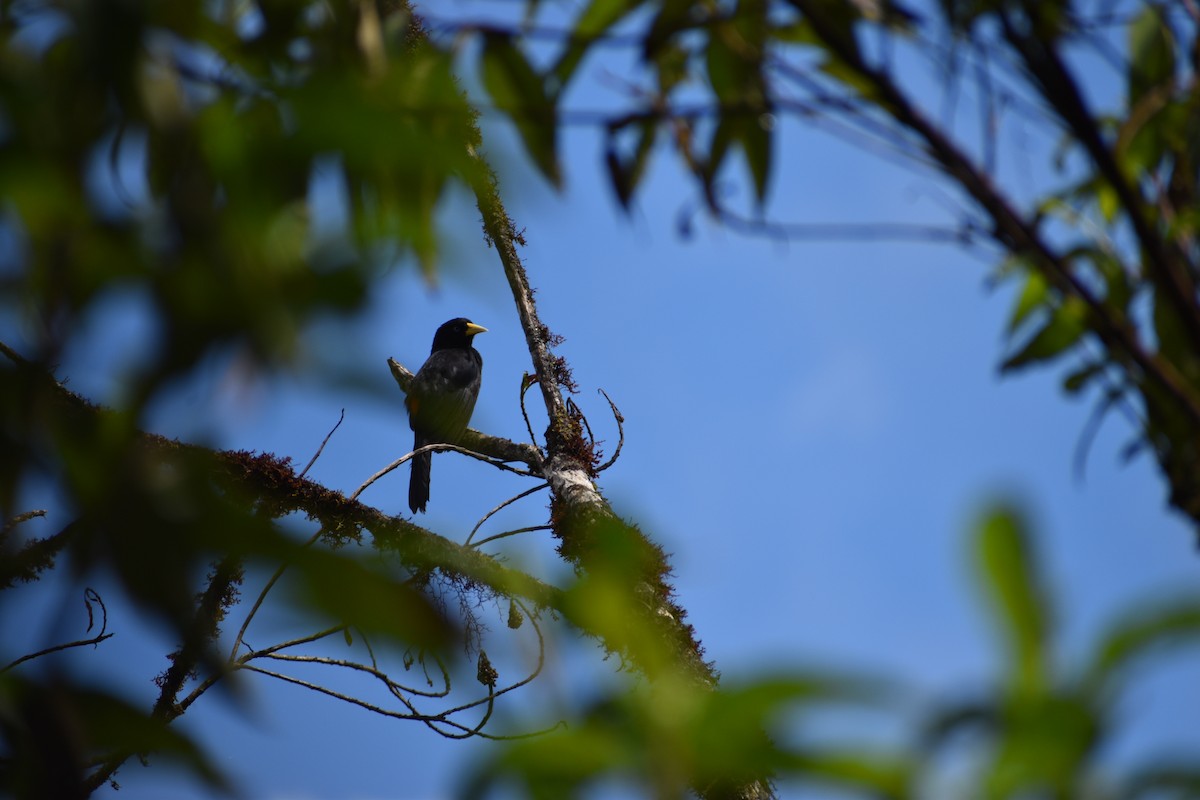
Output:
[
  {"xmin": 1, "ymin": 0, "xmax": 479, "ymax": 794},
  {"xmin": 469, "ymin": 0, "xmax": 1200, "ymax": 533},
  {"xmin": 2, "ymin": 1, "xmax": 1200, "ymax": 799},
  {"xmin": 467, "ymin": 506, "xmax": 1200, "ymax": 800}
]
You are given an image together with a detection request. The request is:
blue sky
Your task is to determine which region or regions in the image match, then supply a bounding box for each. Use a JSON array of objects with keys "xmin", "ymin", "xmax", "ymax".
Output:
[{"xmin": 5, "ymin": 3, "xmax": 1200, "ymax": 798}]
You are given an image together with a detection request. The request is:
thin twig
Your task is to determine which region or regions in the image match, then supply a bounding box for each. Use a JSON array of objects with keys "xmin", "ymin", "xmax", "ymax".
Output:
[
  {"xmin": 229, "ymin": 528, "xmax": 326, "ymax": 661},
  {"xmin": 238, "ymin": 664, "xmax": 531, "ymax": 739},
  {"xmin": 299, "ymin": 409, "xmax": 345, "ymax": 479},
  {"xmin": 470, "ymin": 526, "xmax": 554, "ymax": 549},
  {"xmin": 2, "ymin": 509, "xmax": 46, "ymax": 536},
  {"xmin": 595, "ymin": 389, "xmax": 625, "ymax": 473},
  {"xmin": 465, "ymin": 483, "xmax": 550, "ymax": 546},
  {"xmin": 352, "ymin": 443, "xmax": 539, "ymax": 503},
  {"xmin": 258, "ymin": 651, "xmax": 452, "ymax": 699},
  {"xmin": 1, "ymin": 633, "xmax": 115, "ymax": 674},
  {"xmin": 713, "ymin": 204, "xmax": 994, "ymax": 247},
  {"xmin": 568, "ymin": 399, "xmax": 595, "ymax": 447},
  {"xmin": 2, "ymin": 587, "xmax": 112, "ymax": 674},
  {"xmin": 520, "ymin": 373, "xmax": 540, "ymax": 447}
]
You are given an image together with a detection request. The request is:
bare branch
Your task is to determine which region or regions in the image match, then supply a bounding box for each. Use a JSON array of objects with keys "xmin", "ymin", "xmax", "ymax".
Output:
[
  {"xmin": 470, "ymin": 526, "xmax": 554, "ymax": 549},
  {"xmin": 466, "ymin": 483, "xmax": 551, "ymax": 546},
  {"xmin": 520, "ymin": 373, "xmax": 541, "ymax": 447},
  {"xmin": 595, "ymin": 389, "xmax": 625, "ymax": 474},
  {"xmin": 299, "ymin": 409, "xmax": 345, "ymax": 479},
  {"xmin": 352, "ymin": 442, "xmax": 540, "ymax": 504},
  {"xmin": 2, "ymin": 509, "xmax": 46, "ymax": 535}
]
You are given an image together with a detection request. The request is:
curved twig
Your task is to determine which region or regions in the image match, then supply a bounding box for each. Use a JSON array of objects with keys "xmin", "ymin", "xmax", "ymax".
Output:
[
  {"xmin": 595, "ymin": 389, "xmax": 625, "ymax": 473},
  {"xmin": 1, "ymin": 588, "xmax": 113, "ymax": 674},
  {"xmin": 520, "ymin": 373, "xmax": 541, "ymax": 447},
  {"xmin": 352, "ymin": 443, "xmax": 539, "ymax": 503},
  {"xmin": 470, "ymin": 526, "xmax": 553, "ymax": 549},
  {"xmin": 229, "ymin": 528, "xmax": 326, "ymax": 661},
  {"xmin": 465, "ymin": 483, "xmax": 551, "ymax": 546},
  {"xmin": 299, "ymin": 409, "xmax": 345, "ymax": 479},
  {"xmin": 258, "ymin": 651, "xmax": 453, "ymax": 700}
]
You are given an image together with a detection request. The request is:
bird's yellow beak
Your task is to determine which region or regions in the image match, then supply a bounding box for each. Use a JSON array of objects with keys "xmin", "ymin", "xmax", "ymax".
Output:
[{"xmin": 465, "ymin": 323, "xmax": 488, "ymax": 336}]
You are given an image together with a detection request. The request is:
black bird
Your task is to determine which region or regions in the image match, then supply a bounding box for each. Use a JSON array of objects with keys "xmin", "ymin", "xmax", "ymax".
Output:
[{"xmin": 406, "ymin": 318, "xmax": 487, "ymax": 514}]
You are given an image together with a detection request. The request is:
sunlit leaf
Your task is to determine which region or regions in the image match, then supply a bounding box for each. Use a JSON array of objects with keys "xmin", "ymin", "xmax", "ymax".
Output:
[
  {"xmin": 1084, "ymin": 599, "xmax": 1200, "ymax": 697},
  {"xmin": 1001, "ymin": 297, "xmax": 1088, "ymax": 372},
  {"xmin": 974, "ymin": 505, "xmax": 1049, "ymax": 694},
  {"xmin": 984, "ymin": 692, "xmax": 1097, "ymax": 798},
  {"xmin": 1007, "ymin": 270, "xmax": 1050, "ymax": 335},
  {"xmin": 785, "ymin": 749, "xmax": 913, "ymax": 798}
]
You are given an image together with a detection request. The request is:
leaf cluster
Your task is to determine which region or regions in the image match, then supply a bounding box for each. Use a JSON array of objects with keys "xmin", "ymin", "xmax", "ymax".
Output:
[{"xmin": 462, "ymin": 0, "xmax": 1200, "ymax": 531}]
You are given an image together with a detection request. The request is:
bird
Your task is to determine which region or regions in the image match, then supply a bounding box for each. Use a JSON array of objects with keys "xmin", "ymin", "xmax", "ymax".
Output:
[{"xmin": 406, "ymin": 318, "xmax": 487, "ymax": 514}]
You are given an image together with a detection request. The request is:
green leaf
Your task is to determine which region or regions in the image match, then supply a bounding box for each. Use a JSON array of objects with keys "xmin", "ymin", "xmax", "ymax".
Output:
[
  {"xmin": 705, "ymin": 26, "xmax": 744, "ymax": 105},
  {"xmin": 480, "ymin": 32, "xmax": 561, "ymax": 187},
  {"xmin": 1121, "ymin": 761, "xmax": 1200, "ymax": 798},
  {"xmin": 818, "ymin": 54, "xmax": 882, "ymax": 103},
  {"xmin": 1084, "ymin": 599, "xmax": 1200, "ymax": 697},
  {"xmin": 984, "ymin": 692, "xmax": 1096, "ymax": 798},
  {"xmin": 784, "ymin": 749, "xmax": 913, "ymax": 798},
  {"xmin": 288, "ymin": 548, "xmax": 456, "ymax": 651},
  {"xmin": 605, "ymin": 119, "xmax": 658, "ymax": 208},
  {"xmin": 974, "ymin": 505, "xmax": 1049, "ymax": 694},
  {"xmin": 743, "ymin": 112, "xmax": 773, "ymax": 205},
  {"xmin": 706, "ymin": 114, "xmax": 737, "ymax": 188},
  {"xmin": 644, "ymin": 0, "xmax": 698, "ymax": 60},
  {"xmin": 771, "ymin": 18, "xmax": 820, "ymax": 45},
  {"xmin": 1001, "ymin": 297, "xmax": 1088, "ymax": 372},
  {"xmin": 551, "ymin": 0, "xmax": 641, "ymax": 88},
  {"xmin": 0, "ymin": 676, "xmax": 227, "ymax": 795},
  {"xmin": 651, "ymin": 40, "xmax": 690, "ymax": 95},
  {"xmin": 1007, "ymin": 270, "xmax": 1050, "ymax": 335},
  {"xmin": 920, "ymin": 700, "xmax": 1002, "ymax": 748},
  {"xmin": 1128, "ymin": 5, "xmax": 1175, "ymax": 105},
  {"xmin": 1062, "ymin": 361, "xmax": 1104, "ymax": 395}
]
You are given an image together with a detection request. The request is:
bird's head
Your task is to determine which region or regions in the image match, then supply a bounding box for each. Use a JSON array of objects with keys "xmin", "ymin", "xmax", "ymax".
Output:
[{"xmin": 431, "ymin": 317, "xmax": 488, "ymax": 352}]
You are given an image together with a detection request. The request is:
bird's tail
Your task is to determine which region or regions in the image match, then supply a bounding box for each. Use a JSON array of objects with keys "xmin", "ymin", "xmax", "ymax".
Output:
[{"xmin": 409, "ymin": 434, "xmax": 431, "ymax": 514}]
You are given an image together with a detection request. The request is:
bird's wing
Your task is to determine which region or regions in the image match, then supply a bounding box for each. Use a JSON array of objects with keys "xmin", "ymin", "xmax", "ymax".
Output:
[{"xmin": 408, "ymin": 349, "xmax": 482, "ymax": 441}]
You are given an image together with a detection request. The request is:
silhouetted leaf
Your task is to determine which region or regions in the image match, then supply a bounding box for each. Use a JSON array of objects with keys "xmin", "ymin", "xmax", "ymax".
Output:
[
  {"xmin": 553, "ymin": 0, "xmax": 641, "ymax": 87},
  {"xmin": 0, "ymin": 676, "xmax": 226, "ymax": 796},
  {"xmin": 1128, "ymin": 5, "xmax": 1175, "ymax": 105},
  {"xmin": 605, "ymin": 119, "xmax": 658, "ymax": 209},
  {"xmin": 480, "ymin": 32, "xmax": 561, "ymax": 187},
  {"xmin": 743, "ymin": 112, "xmax": 774, "ymax": 205},
  {"xmin": 1062, "ymin": 361, "xmax": 1105, "ymax": 395},
  {"xmin": 289, "ymin": 548, "xmax": 456, "ymax": 651}
]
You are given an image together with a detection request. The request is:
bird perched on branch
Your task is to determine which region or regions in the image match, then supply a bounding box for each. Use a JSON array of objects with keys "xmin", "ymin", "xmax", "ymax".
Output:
[{"xmin": 406, "ymin": 318, "xmax": 487, "ymax": 514}]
